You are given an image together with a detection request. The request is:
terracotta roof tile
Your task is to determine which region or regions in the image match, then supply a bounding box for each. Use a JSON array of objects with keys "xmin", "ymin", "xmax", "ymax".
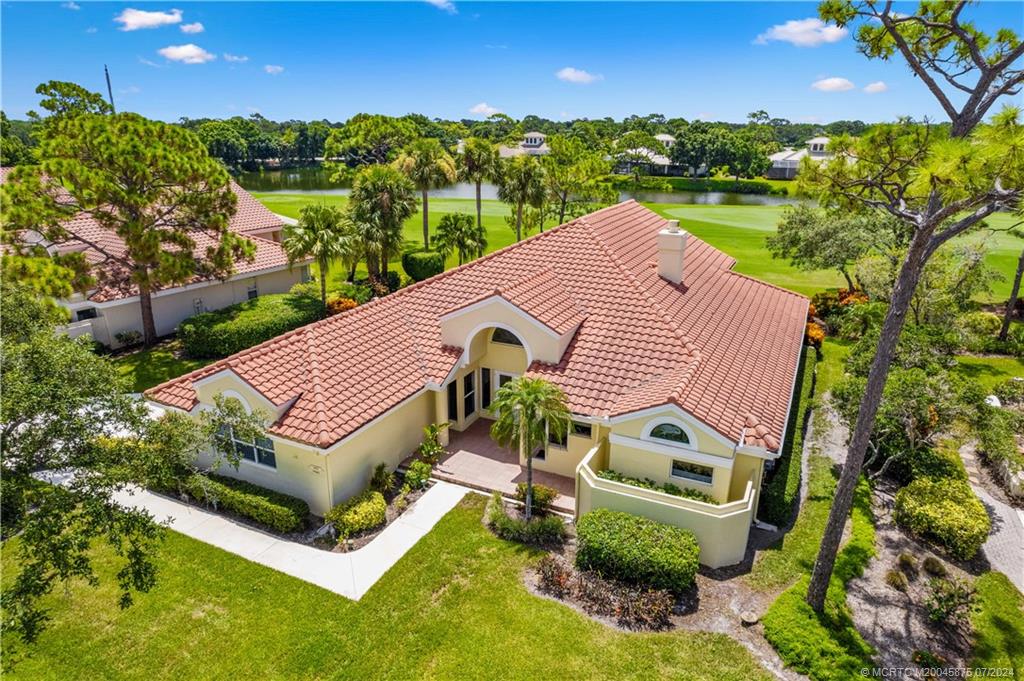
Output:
[{"xmin": 148, "ymin": 200, "xmax": 808, "ymax": 452}]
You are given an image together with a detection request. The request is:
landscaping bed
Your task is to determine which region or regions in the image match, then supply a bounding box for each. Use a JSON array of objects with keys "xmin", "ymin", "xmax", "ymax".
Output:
[{"xmin": 327, "ymin": 469, "xmax": 433, "ymax": 552}]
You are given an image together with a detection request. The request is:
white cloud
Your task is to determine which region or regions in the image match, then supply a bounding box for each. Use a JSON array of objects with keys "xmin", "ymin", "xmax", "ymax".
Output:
[
  {"xmin": 223, "ymin": 53, "xmax": 249, "ymax": 63},
  {"xmin": 115, "ymin": 8, "xmax": 183, "ymax": 31},
  {"xmin": 424, "ymin": 0, "xmax": 457, "ymax": 14},
  {"xmin": 180, "ymin": 22, "xmax": 204, "ymax": 34},
  {"xmin": 85, "ymin": 26, "xmax": 98, "ymax": 34},
  {"xmin": 120, "ymin": 85, "xmax": 142, "ymax": 95},
  {"xmin": 62, "ymin": 2, "xmax": 80, "ymax": 10},
  {"xmin": 157, "ymin": 44, "xmax": 216, "ymax": 64},
  {"xmin": 812, "ymin": 76, "xmax": 855, "ymax": 92},
  {"xmin": 264, "ymin": 64, "xmax": 284, "ymax": 75},
  {"xmin": 138, "ymin": 57, "xmax": 163, "ymax": 68},
  {"xmin": 863, "ymin": 80, "xmax": 888, "ymax": 94},
  {"xmin": 754, "ymin": 18, "xmax": 847, "ymax": 47},
  {"xmin": 555, "ymin": 66, "xmax": 603, "ymax": 84},
  {"xmin": 469, "ymin": 102, "xmax": 501, "ymax": 116}
]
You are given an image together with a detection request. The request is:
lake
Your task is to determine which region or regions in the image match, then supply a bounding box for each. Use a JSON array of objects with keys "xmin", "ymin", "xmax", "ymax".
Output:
[{"xmin": 235, "ymin": 167, "xmax": 799, "ymax": 206}]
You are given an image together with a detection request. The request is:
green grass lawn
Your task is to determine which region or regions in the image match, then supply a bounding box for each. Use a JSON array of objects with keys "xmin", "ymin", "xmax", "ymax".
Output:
[
  {"xmin": 971, "ymin": 572, "xmax": 1024, "ymax": 675},
  {"xmin": 953, "ymin": 354, "xmax": 1024, "ymax": 392},
  {"xmin": 255, "ymin": 195, "xmax": 1022, "ymax": 301},
  {"xmin": 112, "ymin": 344, "xmax": 212, "ymax": 393},
  {"xmin": 2, "ymin": 496, "xmax": 772, "ymax": 680}
]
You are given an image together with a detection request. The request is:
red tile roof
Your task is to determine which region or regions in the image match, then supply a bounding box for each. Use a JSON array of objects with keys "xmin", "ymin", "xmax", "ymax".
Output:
[
  {"xmin": 0, "ymin": 169, "xmax": 290, "ymax": 303},
  {"xmin": 147, "ymin": 201, "xmax": 808, "ymax": 452}
]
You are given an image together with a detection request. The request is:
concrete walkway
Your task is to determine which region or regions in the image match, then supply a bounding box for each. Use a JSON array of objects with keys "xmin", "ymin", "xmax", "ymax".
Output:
[
  {"xmin": 961, "ymin": 445, "xmax": 1024, "ymax": 592},
  {"xmin": 113, "ymin": 481, "xmax": 469, "ymax": 600}
]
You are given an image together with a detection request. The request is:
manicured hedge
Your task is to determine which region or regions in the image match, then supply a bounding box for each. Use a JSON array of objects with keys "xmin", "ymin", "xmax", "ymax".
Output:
[
  {"xmin": 894, "ymin": 477, "xmax": 991, "ymax": 561},
  {"xmin": 575, "ymin": 509, "xmax": 700, "ymax": 593},
  {"xmin": 761, "ymin": 347, "xmax": 816, "ymax": 526},
  {"xmin": 179, "ymin": 293, "xmax": 321, "ymax": 359},
  {"xmin": 514, "ymin": 482, "xmax": 559, "ymax": 513},
  {"xmin": 401, "ymin": 251, "xmax": 445, "ymax": 282},
  {"xmin": 325, "ymin": 489, "xmax": 387, "ymax": 538},
  {"xmin": 184, "ymin": 473, "xmax": 309, "ymax": 533}
]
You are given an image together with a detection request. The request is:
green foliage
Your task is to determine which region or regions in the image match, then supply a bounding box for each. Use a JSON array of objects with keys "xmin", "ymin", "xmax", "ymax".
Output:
[
  {"xmin": 324, "ymin": 113, "xmax": 418, "ymax": 166},
  {"xmin": 897, "ymin": 552, "xmax": 918, "ymax": 577},
  {"xmin": 575, "ymin": 509, "xmax": 700, "ymax": 594},
  {"xmin": 885, "ymin": 569, "xmax": 909, "ymax": 591},
  {"xmin": 178, "ymin": 293, "xmax": 321, "ymax": 358},
  {"xmin": 974, "ymin": 404, "xmax": 1023, "ymax": 481},
  {"xmin": 514, "ymin": 483, "xmax": 559, "ymax": 513},
  {"xmin": 405, "ymin": 460, "xmax": 432, "ymax": 490},
  {"xmin": 0, "ymin": 281, "xmax": 164, "ymax": 644},
  {"xmin": 495, "ymin": 155, "xmax": 546, "ymax": 242},
  {"xmin": 401, "ymin": 250, "xmax": 445, "ymax": 281},
  {"xmin": 595, "ymin": 469, "xmax": 717, "ymax": 504},
  {"xmin": 485, "ymin": 493, "xmax": 566, "ymax": 546},
  {"xmin": 114, "ymin": 330, "xmax": 143, "ymax": 347},
  {"xmin": 922, "ymin": 556, "xmax": 947, "ymax": 577},
  {"xmin": 347, "ymin": 164, "xmax": 417, "ymax": 280},
  {"xmin": 185, "ymin": 473, "xmax": 309, "ymax": 533},
  {"xmin": 3, "ymin": 104, "xmax": 252, "ymax": 345},
  {"xmin": 434, "ymin": 212, "xmax": 486, "ymax": 265},
  {"xmin": 894, "ymin": 478, "xmax": 990, "ymax": 560},
  {"xmin": 761, "ymin": 347, "xmax": 816, "ymax": 525},
  {"xmin": 324, "ymin": 489, "xmax": 387, "ymax": 539},
  {"xmin": 924, "ymin": 577, "xmax": 977, "ymax": 625},
  {"xmin": 369, "ymin": 463, "xmax": 396, "ymax": 495},
  {"xmin": 761, "ymin": 477, "xmax": 876, "ymax": 681},
  {"xmin": 416, "ymin": 422, "xmax": 449, "ymax": 465},
  {"xmin": 284, "ymin": 203, "xmax": 358, "ymax": 314},
  {"xmin": 993, "ymin": 378, "xmax": 1024, "ymax": 406}
]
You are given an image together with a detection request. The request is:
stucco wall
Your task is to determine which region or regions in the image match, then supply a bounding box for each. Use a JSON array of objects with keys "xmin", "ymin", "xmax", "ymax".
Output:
[
  {"xmin": 68, "ymin": 267, "xmax": 304, "ymax": 348},
  {"xmin": 611, "ymin": 407, "xmax": 735, "ymax": 457},
  {"xmin": 439, "ymin": 298, "xmax": 570, "ymax": 365},
  {"xmin": 607, "ymin": 440, "xmax": 732, "ymax": 503}
]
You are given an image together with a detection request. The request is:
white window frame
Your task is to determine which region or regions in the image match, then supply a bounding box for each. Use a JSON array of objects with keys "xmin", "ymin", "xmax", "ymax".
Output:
[
  {"xmin": 463, "ymin": 370, "xmax": 476, "ymax": 418},
  {"xmin": 670, "ymin": 459, "xmax": 714, "ymax": 486},
  {"xmin": 247, "ymin": 280, "xmax": 259, "ymax": 300},
  {"xmin": 640, "ymin": 416, "xmax": 697, "ymax": 450}
]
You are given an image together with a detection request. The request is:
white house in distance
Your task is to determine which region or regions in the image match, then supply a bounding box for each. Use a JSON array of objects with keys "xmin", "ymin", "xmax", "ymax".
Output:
[
  {"xmin": 499, "ymin": 132, "xmax": 551, "ymax": 157},
  {"xmin": 0, "ymin": 168, "xmax": 310, "ymax": 349},
  {"xmin": 767, "ymin": 135, "xmax": 832, "ymax": 179}
]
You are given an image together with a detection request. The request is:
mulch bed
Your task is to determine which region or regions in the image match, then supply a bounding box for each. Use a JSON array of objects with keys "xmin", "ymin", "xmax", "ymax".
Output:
[{"xmin": 328, "ymin": 474, "xmax": 431, "ymax": 552}]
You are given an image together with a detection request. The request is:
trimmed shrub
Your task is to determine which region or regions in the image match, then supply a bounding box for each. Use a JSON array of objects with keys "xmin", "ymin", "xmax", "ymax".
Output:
[
  {"xmin": 894, "ymin": 478, "xmax": 990, "ymax": 560},
  {"xmin": 486, "ymin": 493, "xmax": 566, "ymax": 545},
  {"xmin": 114, "ymin": 329, "xmax": 143, "ymax": 347},
  {"xmin": 185, "ymin": 473, "xmax": 309, "ymax": 533},
  {"xmin": 886, "ymin": 569, "xmax": 909, "ymax": 591},
  {"xmin": 922, "ymin": 555, "xmax": 948, "ymax": 577},
  {"xmin": 405, "ymin": 460, "xmax": 432, "ymax": 489},
  {"xmin": 909, "ymin": 442, "xmax": 968, "ymax": 482},
  {"xmin": 761, "ymin": 348, "xmax": 816, "ymax": 525},
  {"xmin": 401, "ymin": 251, "xmax": 445, "ymax": 282},
  {"xmin": 576, "ymin": 509, "xmax": 700, "ymax": 594},
  {"xmin": 897, "ymin": 552, "xmax": 919, "ymax": 577},
  {"xmin": 514, "ymin": 483, "xmax": 559, "ymax": 513},
  {"xmin": 325, "ymin": 489, "xmax": 386, "ymax": 538},
  {"xmin": 179, "ymin": 293, "xmax": 321, "ymax": 358}
]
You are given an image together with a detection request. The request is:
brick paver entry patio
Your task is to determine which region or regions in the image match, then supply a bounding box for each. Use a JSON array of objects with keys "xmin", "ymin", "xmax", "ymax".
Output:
[{"xmin": 430, "ymin": 419, "xmax": 575, "ymax": 513}]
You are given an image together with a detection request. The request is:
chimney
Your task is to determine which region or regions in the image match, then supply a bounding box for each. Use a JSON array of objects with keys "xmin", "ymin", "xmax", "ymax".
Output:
[{"xmin": 657, "ymin": 219, "xmax": 688, "ymax": 285}]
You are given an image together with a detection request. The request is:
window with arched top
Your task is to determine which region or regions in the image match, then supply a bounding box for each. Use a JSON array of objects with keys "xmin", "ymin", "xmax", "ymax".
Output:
[
  {"xmin": 491, "ymin": 327, "xmax": 524, "ymax": 347},
  {"xmin": 649, "ymin": 423, "xmax": 690, "ymax": 445}
]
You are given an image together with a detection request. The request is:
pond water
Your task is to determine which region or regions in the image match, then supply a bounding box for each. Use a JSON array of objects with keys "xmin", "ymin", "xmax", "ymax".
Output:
[{"xmin": 235, "ymin": 166, "xmax": 798, "ymax": 206}]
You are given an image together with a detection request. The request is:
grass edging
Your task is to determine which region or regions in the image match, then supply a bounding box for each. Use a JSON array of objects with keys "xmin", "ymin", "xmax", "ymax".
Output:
[{"xmin": 761, "ymin": 476, "xmax": 877, "ymax": 680}]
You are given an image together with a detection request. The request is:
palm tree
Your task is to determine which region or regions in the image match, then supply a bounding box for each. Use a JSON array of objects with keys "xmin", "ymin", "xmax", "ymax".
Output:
[
  {"xmin": 434, "ymin": 212, "xmax": 487, "ymax": 266},
  {"xmin": 348, "ymin": 165, "xmax": 417, "ymax": 282},
  {"xmin": 457, "ymin": 137, "xmax": 500, "ymax": 234},
  {"xmin": 392, "ymin": 138, "xmax": 456, "ymax": 250},
  {"xmin": 283, "ymin": 203, "xmax": 356, "ymax": 317},
  {"xmin": 495, "ymin": 155, "xmax": 546, "ymax": 242},
  {"xmin": 490, "ymin": 376, "xmax": 569, "ymax": 521}
]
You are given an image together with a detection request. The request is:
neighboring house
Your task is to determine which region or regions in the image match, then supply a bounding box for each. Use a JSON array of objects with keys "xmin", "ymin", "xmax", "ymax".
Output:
[
  {"xmin": 147, "ymin": 200, "xmax": 807, "ymax": 567},
  {"xmin": 0, "ymin": 168, "xmax": 309, "ymax": 348},
  {"xmin": 499, "ymin": 132, "xmax": 550, "ymax": 158},
  {"xmin": 654, "ymin": 133, "xmax": 676, "ymax": 150},
  {"xmin": 767, "ymin": 135, "xmax": 832, "ymax": 179}
]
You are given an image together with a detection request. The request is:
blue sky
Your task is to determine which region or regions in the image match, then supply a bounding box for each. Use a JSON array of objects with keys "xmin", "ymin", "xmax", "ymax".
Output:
[{"xmin": 2, "ymin": 1, "xmax": 1021, "ymax": 124}]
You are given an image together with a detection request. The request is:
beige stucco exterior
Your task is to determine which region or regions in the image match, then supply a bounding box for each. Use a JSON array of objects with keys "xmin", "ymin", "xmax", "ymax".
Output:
[
  {"xmin": 156, "ymin": 320, "xmax": 776, "ymax": 568},
  {"xmin": 63, "ymin": 266, "xmax": 307, "ymax": 349}
]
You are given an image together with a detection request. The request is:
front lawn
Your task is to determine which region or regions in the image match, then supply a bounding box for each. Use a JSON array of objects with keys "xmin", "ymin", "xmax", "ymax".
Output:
[
  {"xmin": 1, "ymin": 496, "xmax": 772, "ymax": 680},
  {"xmin": 112, "ymin": 343, "xmax": 211, "ymax": 393},
  {"xmin": 953, "ymin": 354, "xmax": 1024, "ymax": 393},
  {"xmin": 971, "ymin": 572, "xmax": 1024, "ymax": 674}
]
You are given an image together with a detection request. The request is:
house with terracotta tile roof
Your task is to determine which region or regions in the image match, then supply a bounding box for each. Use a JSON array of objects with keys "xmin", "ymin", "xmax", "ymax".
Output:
[
  {"xmin": 1, "ymin": 167, "xmax": 310, "ymax": 349},
  {"xmin": 147, "ymin": 200, "xmax": 808, "ymax": 567}
]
